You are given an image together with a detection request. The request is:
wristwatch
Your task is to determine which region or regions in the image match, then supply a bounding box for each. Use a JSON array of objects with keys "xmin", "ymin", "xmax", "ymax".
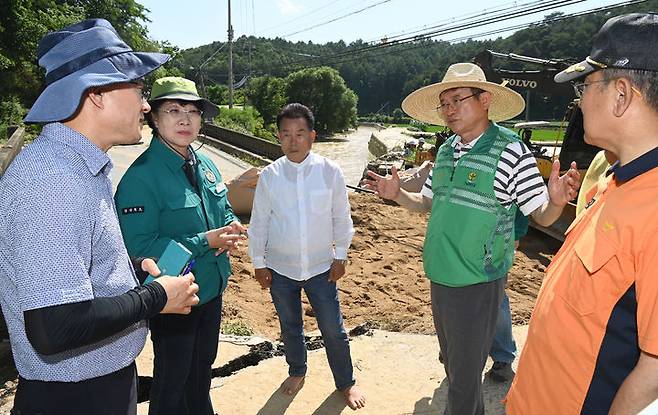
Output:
[{"xmin": 333, "ymin": 258, "xmax": 348, "ymax": 266}]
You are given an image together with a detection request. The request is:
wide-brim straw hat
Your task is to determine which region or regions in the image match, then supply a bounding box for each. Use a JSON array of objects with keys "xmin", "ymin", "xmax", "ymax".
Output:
[
  {"xmin": 148, "ymin": 76, "xmax": 219, "ymax": 120},
  {"xmin": 401, "ymin": 62, "xmax": 525, "ymax": 126},
  {"xmin": 25, "ymin": 18, "xmax": 169, "ymax": 123}
]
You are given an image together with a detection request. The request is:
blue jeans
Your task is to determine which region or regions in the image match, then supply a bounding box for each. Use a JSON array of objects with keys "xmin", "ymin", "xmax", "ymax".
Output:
[
  {"xmin": 270, "ymin": 269, "xmax": 355, "ymax": 390},
  {"xmin": 489, "ymin": 291, "xmax": 517, "ymax": 364}
]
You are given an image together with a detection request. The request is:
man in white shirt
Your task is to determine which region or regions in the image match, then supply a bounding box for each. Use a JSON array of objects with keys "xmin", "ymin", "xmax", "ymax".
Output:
[{"xmin": 248, "ymin": 103, "xmax": 365, "ymax": 410}]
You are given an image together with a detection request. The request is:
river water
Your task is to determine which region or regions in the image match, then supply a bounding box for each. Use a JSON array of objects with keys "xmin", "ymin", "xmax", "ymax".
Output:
[{"xmin": 311, "ymin": 126, "xmax": 376, "ymax": 186}]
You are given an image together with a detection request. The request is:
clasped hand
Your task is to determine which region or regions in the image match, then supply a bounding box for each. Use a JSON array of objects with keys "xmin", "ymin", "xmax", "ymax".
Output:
[{"xmin": 206, "ymin": 221, "xmax": 248, "ymax": 256}]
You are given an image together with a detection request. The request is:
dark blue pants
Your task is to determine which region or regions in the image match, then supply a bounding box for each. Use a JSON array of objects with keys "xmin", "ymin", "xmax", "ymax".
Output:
[
  {"xmin": 148, "ymin": 295, "xmax": 222, "ymax": 415},
  {"xmin": 270, "ymin": 269, "xmax": 355, "ymax": 390},
  {"xmin": 12, "ymin": 362, "xmax": 137, "ymax": 415}
]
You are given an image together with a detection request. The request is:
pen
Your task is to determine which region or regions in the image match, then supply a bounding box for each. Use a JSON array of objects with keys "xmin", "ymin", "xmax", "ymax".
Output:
[{"xmin": 181, "ymin": 259, "xmax": 196, "ymax": 276}]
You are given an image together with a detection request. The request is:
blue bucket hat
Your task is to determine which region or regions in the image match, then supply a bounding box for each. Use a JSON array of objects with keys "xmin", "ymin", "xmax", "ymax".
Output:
[{"xmin": 24, "ymin": 18, "xmax": 171, "ymax": 123}]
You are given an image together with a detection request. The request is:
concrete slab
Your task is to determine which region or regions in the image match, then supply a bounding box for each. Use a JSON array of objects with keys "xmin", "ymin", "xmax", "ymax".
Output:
[
  {"xmin": 137, "ymin": 326, "xmax": 528, "ymax": 414},
  {"xmin": 135, "ymin": 334, "xmax": 253, "ymax": 378}
]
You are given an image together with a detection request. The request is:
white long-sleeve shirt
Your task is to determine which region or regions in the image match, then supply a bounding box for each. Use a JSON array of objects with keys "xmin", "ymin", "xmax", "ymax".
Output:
[{"xmin": 248, "ymin": 152, "xmax": 354, "ymax": 281}]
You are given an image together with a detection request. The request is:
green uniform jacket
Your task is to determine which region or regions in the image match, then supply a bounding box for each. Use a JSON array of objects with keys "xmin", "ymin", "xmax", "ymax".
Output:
[{"xmin": 115, "ymin": 137, "xmax": 236, "ymax": 305}]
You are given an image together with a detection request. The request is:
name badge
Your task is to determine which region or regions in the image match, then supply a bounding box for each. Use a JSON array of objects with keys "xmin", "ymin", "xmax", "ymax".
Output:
[{"xmin": 216, "ymin": 182, "xmax": 227, "ymax": 193}]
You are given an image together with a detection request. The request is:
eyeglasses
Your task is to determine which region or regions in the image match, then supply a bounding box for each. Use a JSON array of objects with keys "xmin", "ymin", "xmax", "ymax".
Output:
[
  {"xmin": 573, "ymin": 78, "xmax": 643, "ymax": 99},
  {"xmin": 437, "ymin": 92, "xmax": 481, "ymax": 113},
  {"xmin": 138, "ymin": 87, "xmax": 149, "ymax": 101},
  {"xmin": 161, "ymin": 108, "xmax": 204, "ymax": 120},
  {"xmin": 572, "ymin": 79, "xmax": 611, "ymax": 98}
]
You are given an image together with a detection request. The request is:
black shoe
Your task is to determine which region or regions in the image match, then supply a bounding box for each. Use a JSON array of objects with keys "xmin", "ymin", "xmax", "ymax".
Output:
[{"xmin": 486, "ymin": 361, "xmax": 515, "ymax": 382}]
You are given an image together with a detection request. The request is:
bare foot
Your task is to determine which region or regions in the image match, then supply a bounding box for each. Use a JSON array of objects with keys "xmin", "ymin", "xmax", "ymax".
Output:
[
  {"xmin": 281, "ymin": 375, "xmax": 305, "ymax": 396},
  {"xmin": 342, "ymin": 385, "xmax": 366, "ymax": 410}
]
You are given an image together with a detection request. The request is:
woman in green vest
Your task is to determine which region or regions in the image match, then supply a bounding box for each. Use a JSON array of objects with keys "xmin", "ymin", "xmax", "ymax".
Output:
[{"xmin": 115, "ymin": 77, "xmax": 246, "ymax": 415}]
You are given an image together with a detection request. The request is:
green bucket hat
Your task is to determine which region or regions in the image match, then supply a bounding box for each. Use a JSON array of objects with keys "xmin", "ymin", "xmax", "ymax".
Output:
[{"xmin": 148, "ymin": 76, "xmax": 219, "ymax": 119}]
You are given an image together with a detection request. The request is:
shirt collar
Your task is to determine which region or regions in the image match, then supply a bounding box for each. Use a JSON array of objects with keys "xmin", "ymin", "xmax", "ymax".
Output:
[
  {"xmin": 285, "ymin": 152, "xmax": 313, "ymax": 168},
  {"xmin": 149, "ymin": 136, "xmax": 187, "ymax": 169},
  {"xmin": 611, "ymin": 146, "xmax": 658, "ymax": 183},
  {"xmin": 42, "ymin": 123, "xmax": 112, "ymax": 176},
  {"xmin": 452, "ymin": 133, "xmax": 484, "ymax": 149}
]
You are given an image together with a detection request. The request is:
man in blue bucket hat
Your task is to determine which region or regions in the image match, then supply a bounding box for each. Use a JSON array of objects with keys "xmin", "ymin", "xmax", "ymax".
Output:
[{"xmin": 0, "ymin": 19, "xmax": 199, "ymax": 414}]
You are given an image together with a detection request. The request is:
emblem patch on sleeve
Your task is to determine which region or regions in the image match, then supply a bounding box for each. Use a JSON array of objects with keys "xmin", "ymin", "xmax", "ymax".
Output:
[{"xmin": 122, "ymin": 206, "xmax": 145, "ymax": 215}]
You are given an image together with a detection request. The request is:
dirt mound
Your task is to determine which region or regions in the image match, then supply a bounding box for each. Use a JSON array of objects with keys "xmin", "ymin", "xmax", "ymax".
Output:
[{"xmin": 224, "ymin": 193, "xmax": 562, "ymax": 339}]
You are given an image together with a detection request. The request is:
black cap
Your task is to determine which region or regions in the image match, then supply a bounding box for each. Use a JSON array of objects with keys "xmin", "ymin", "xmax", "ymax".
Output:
[{"xmin": 555, "ymin": 13, "xmax": 658, "ymax": 83}]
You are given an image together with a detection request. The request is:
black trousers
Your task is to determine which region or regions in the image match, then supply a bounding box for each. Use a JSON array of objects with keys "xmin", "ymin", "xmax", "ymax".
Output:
[
  {"xmin": 431, "ymin": 279, "xmax": 505, "ymax": 415},
  {"xmin": 11, "ymin": 362, "xmax": 137, "ymax": 415},
  {"xmin": 148, "ymin": 295, "xmax": 222, "ymax": 415}
]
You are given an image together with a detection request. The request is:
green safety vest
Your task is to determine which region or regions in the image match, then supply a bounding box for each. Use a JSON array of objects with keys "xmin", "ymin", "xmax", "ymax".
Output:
[{"xmin": 423, "ymin": 123, "xmax": 519, "ymax": 287}]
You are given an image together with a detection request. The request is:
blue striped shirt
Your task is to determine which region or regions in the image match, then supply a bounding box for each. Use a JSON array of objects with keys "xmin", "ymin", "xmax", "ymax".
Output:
[{"xmin": 0, "ymin": 123, "xmax": 147, "ymax": 381}]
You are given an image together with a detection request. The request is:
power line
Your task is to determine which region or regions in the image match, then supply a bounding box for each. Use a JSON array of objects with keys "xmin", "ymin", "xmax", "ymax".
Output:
[
  {"xmin": 257, "ymin": 0, "xmax": 351, "ymax": 35},
  {"xmin": 363, "ymin": 0, "xmax": 547, "ymax": 44},
  {"xmin": 281, "ymin": 0, "xmax": 396, "ymax": 38},
  {"xmin": 298, "ymin": 0, "xmax": 648, "ymax": 70},
  {"xmin": 268, "ymin": 0, "xmax": 584, "ymax": 71},
  {"xmin": 252, "ymin": 0, "xmax": 645, "ymax": 76}
]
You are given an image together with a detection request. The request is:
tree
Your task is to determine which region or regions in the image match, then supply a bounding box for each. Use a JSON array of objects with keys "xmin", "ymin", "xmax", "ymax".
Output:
[
  {"xmin": 205, "ymin": 84, "xmax": 228, "ymax": 106},
  {"xmin": 245, "ymin": 76, "xmax": 287, "ymax": 125},
  {"xmin": 0, "ymin": 0, "xmax": 177, "ymax": 133},
  {"xmin": 285, "ymin": 67, "xmax": 357, "ymax": 134}
]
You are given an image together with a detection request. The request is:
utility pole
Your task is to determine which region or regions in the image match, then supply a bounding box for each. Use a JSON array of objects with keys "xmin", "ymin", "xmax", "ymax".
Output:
[{"xmin": 228, "ymin": 0, "xmax": 234, "ymax": 109}]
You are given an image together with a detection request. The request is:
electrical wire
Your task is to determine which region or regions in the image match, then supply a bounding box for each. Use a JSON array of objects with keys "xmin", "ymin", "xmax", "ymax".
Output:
[
  {"xmin": 286, "ymin": 0, "xmax": 647, "ymax": 71},
  {"xmin": 257, "ymin": 0, "xmax": 352, "ymax": 34},
  {"xmin": 281, "ymin": 0, "xmax": 396, "ymax": 38}
]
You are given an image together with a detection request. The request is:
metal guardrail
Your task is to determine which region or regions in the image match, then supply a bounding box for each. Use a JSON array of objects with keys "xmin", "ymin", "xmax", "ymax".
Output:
[
  {"xmin": 197, "ymin": 134, "xmax": 272, "ymax": 167},
  {"xmin": 0, "ymin": 126, "xmax": 25, "ymax": 176},
  {"xmin": 203, "ymin": 123, "xmax": 283, "ymax": 161}
]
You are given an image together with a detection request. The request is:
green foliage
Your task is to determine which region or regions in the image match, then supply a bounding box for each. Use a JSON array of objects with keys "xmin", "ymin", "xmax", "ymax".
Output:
[
  {"xmin": 213, "ymin": 106, "xmax": 277, "ymax": 142},
  {"xmin": 0, "ymin": 0, "xmax": 178, "ymax": 126},
  {"xmin": 392, "ymin": 108, "xmax": 406, "ymax": 123},
  {"xmin": 1, "ymin": 95, "xmax": 26, "ymax": 127},
  {"xmin": 245, "ymin": 76, "xmax": 287, "ymax": 125},
  {"xmin": 221, "ymin": 320, "xmax": 254, "ymax": 337},
  {"xmin": 285, "ymin": 67, "xmax": 357, "ymax": 134},
  {"xmin": 409, "ymin": 119, "xmax": 429, "ymax": 132},
  {"xmin": 178, "ymin": 1, "xmax": 658, "ymax": 120},
  {"xmin": 206, "ymin": 84, "xmax": 228, "ymax": 106}
]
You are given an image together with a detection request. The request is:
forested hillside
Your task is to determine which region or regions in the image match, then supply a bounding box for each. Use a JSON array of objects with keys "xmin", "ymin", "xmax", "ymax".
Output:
[
  {"xmin": 2, "ymin": 0, "xmax": 657, "ymax": 135},
  {"xmin": 176, "ymin": 0, "xmax": 658, "ymax": 119}
]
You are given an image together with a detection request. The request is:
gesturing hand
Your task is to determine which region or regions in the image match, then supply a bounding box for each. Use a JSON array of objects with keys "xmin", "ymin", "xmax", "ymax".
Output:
[
  {"xmin": 363, "ymin": 166, "xmax": 402, "ymax": 200},
  {"xmin": 206, "ymin": 225, "xmax": 246, "ymax": 256},
  {"xmin": 548, "ymin": 160, "xmax": 581, "ymax": 207}
]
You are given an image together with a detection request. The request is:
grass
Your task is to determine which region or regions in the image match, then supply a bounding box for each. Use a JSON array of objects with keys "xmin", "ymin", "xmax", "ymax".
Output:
[
  {"xmin": 389, "ymin": 122, "xmax": 565, "ymax": 143},
  {"xmin": 221, "ymin": 320, "xmax": 254, "ymax": 337},
  {"xmin": 524, "ymin": 128, "xmax": 564, "ymax": 142}
]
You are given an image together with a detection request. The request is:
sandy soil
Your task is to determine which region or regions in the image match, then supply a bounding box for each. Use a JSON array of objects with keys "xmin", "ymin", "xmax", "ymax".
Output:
[
  {"xmin": 0, "ymin": 193, "xmax": 562, "ymax": 412},
  {"xmin": 223, "ymin": 193, "xmax": 562, "ymax": 339}
]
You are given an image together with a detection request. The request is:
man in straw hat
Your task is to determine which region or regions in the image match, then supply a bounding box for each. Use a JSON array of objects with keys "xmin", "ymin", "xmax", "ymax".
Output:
[
  {"xmin": 506, "ymin": 13, "xmax": 658, "ymax": 414},
  {"xmin": 365, "ymin": 62, "xmax": 580, "ymax": 413},
  {"xmin": 0, "ymin": 19, "xmax": 199, "ymax": 414}
]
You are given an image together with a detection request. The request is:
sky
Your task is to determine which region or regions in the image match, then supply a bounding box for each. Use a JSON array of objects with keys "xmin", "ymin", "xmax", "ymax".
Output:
[{"xmin": 138, "ymin": 0, "xmax": 631, "ymax": 50}]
